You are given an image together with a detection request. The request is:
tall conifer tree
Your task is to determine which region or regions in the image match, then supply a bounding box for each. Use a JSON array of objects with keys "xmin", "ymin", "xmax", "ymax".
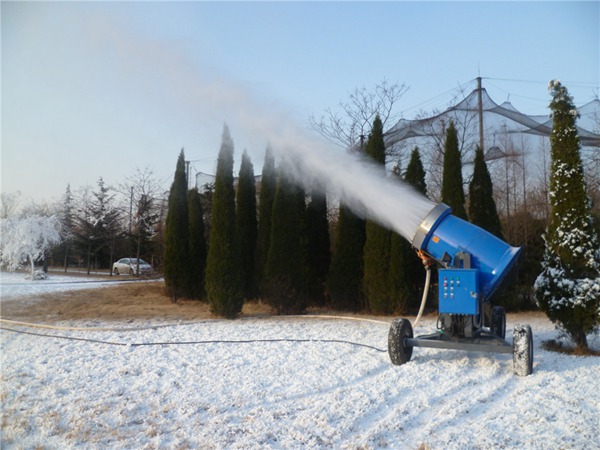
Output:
[
  {"xmin": 255, "ymin": 146, "xmax": 276, "ymax": 295},
  {"xmin": 236, "ymin": 150, "xmax": 258, "ymax": 299},
  {"xmin": 388, "ymin": 148, "xmax": 428, "ymax": 313},
  {"xmin": 187, "ymin": 187, "xmax": 207, "ymax": 299},
  {"xmin": 264, "ymin": 161, "xmax": 306, "ymax": 314},
  {"xmin": 304, "ymin": 184, "xmax": 330, "ymax": 305},
  {"xmin": 441, "ymin": 120, "xmax": 468, "ymax": 219},
  {"xmin": 205, "ymin": 126, "xmax": 244, "ymax": 318},
  {"xmin": 535, "ymin": 81, "xmax": 600, "ymax": 351},
  {"xmin": 403, "ymin": 148, "xmax": 429, "ymax": 310},
  {"xmin": 328, "ymin": 205, "xmax": 365, "ymax": 310},
  {"xmin": 362, "ymin": 115, "xmax": 392, "ymax": 314},
  {"xmin": 388, "ymin": 168, "xmax": 411, "ymax": 314},
  {"xmin": 469, "ymin": 146, "xmax": 503, "ymax": 239},
  {"xmin": 164, "ymin": 149, "xmax": 190, "ymax": 300}
]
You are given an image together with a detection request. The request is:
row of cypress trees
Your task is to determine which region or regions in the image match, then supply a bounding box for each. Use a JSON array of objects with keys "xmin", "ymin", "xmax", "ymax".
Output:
[
  {"xmin": 164, "ymin": 116, "xmax": 507, "ymax": 317},
  {"xmin": 163, "ymin": 82, "xmax": 599, "ymax": 351}
]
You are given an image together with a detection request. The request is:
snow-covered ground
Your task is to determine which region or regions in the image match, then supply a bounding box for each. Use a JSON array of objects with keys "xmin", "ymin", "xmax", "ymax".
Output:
[
  {"xmin": 0, "ymin": 271, "xmax": 141, "ymax": 300},
  {"xmin": 1, "ymin": 276, "xmax": 599, "ymax": 449}
]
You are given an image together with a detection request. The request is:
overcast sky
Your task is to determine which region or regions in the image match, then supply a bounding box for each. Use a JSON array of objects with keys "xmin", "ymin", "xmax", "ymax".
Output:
[{"xmin": 2, "ymin": 1, "xmax": 598, "ymax": 205}]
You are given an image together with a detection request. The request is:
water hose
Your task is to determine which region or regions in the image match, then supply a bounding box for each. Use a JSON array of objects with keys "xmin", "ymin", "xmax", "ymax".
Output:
[{"xmin": 412, "ymin": 251, "xmax": 434, "ymax": 328}]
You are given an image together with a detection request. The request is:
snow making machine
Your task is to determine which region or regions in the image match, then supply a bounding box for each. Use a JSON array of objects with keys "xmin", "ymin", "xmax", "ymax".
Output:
[{"xmin": 388, "ymin": 203, "xmax": 534, "ymax": 376}]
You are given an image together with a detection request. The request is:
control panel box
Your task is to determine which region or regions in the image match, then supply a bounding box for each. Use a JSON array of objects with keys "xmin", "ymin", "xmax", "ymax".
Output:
[{"xmin": 439, "ymin": 268, "xmax": 479, "ymax": 315}]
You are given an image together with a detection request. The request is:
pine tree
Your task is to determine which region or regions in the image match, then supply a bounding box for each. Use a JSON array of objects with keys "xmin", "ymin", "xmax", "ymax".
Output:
[
  {"xmin": 441, "ymin": 120, "xmax": 467, "ymax": 219},
  {"xmin": 328, "ymin": 205, "xmax": 365, "ymax": 310},
  {"xmin": 76, "ymin": 178, "xmax": 121, "ymax": 274},
  {"xmin": 163, "ymin": 150, "xmax": 190, "ymax": 300},
  {"xmin": 187, "ymin": 187, "xmax": 207, "ymax": 299},
  {"xmin": 236, "ymin": 150, "xmax": 258, "ymax": 299},
  {"xmin": 303, "ymin": 185, "xmax": 330, "ymax": 305},
  {"xmin": 255, "ymin": 145, "xmax": 276, "ymax": 296},
  {"xmin": 534, "ymin": 80, "xmax": 600, "ymax": 351},
  {"xmin": 205, "ymin": 125, "xmax": 244, "ymax": 318},
  {"xmin": 264, "ymin": 161, "xmax": 306, "ymax": 314},
  {"xmin": 362, "ymin": 115, "xmax": 393, "ymax": 314},
  {"xmin": 469, "ymin": 145, "xmax": 503, "ymax": 239},
  {"xmin": 59, "ymin": 184, "xmax": 76, "ymax": 272}
]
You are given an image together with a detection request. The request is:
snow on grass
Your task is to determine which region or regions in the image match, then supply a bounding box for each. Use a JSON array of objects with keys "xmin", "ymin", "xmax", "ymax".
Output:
[
  {"xmin": 0, "ymin": 271, "xmax": 141, "ymax": 301},
  {"xmin": 1, "ymin": 280, "xmax": 599, "ymax": 449}
]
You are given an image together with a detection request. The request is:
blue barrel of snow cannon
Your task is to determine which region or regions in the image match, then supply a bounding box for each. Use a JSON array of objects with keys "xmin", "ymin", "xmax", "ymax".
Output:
[{"xmin": 412, "ymin": 203, "xmax": 521, "ymax": 301}]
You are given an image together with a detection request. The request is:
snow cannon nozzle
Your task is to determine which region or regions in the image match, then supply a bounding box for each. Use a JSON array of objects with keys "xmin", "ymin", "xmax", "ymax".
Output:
[{"xmin": 411, "ymin": 203, "xmax": 521, "ymax": 301}]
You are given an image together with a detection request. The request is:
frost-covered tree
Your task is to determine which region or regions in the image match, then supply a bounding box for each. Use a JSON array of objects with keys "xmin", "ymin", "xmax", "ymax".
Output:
[
  {"xmin": 0, "ymin": 215, "xmax": 62, "ymax": 278},
  {"xmin": 0, "ymin": 192, "xmax": 21, "ymax": 219},
  {"xmin": 534, "ymin": 80, "xmax": 600, "ymax": 351}
]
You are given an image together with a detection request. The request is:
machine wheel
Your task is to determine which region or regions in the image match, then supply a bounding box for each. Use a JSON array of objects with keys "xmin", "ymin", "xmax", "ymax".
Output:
[
  {"xmin": 388, "ymin": 318, "xmax": 413, "ymax": 365},
  {"xmin": 513, "ymin": 324, "xmax": 533, "ymax": 376},
  {"xmin": 491, "ymin": 306, "xmax": 506, "ymax": 339},
  {"xmin": 113, "ymin": 268, "xmax": 119, "ymax": 276}
]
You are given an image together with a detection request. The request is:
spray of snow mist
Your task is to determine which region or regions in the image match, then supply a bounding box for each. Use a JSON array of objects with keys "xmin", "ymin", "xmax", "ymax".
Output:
[{"xmin": 267, "ymin": 131, "xmax": 435, "ymax": 243}]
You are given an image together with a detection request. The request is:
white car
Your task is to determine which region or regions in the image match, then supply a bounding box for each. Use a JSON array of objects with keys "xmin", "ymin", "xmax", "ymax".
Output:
[{"xmin": 112, "ymin": 258, "xmax": 153, "ymax": 276}]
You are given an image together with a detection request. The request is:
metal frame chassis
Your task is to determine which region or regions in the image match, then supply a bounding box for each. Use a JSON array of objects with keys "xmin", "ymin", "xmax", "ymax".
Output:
[{"xmin": 406, "ymin": 331, "xmax": 513, "ymax": 354}]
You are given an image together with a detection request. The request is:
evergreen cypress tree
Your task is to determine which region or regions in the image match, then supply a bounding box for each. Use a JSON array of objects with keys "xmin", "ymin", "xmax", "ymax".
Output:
[
  {"xmin": 303, "ymin": 185, "xmax": 330, "ymax": 305},
  {"xmin": 362, "ymin": 115, "xmax": 393, "ymax": 314},
  {"xmin": 402, "ymin": 148, "xmax": 429, "ymax": 311},
  {"xmin": 469, "ymin": 146, "xmax": 503, "ymax": 239},
  {"xmin": 328, "ymin": 204, "xmax": 365, "ymax": 310},
  {"xmin": 236, "ymin": 150, "xmax": 258, "ymax": 299},
  {"xmin": 441, "ymin": 120, "xmax": 468, "ymax": 219},
  {"xmin": 534, "ymin": 80, "xmax": 600, "ymax": 351},
  {"xmin": 255, "ymin": 146, "xmax": 276, "ymax": 296},
  {"xmin": 187, "ymin": 187, "xmax": 207, "ymax": 299},
  {"xmin": 388, "ymin": 168, "xmax": 411, "ymax": 314},
  {"xmin": 205, "ymin": 125, "xmax": 244, "ymax": 318},
  {"xmin": 163, "ymin": 150, "xmax": 190, "ymax": 300},
  {"xmin": 405, "ymin": 147, "xmax": 427, "ymax": 195},
  {"xmin": 264, "ymin": 161, "xmax": 306, "ymax": 314},
  {"xmin": 387, "ymin": 148, "xmax": 428, "ymax": 314}
]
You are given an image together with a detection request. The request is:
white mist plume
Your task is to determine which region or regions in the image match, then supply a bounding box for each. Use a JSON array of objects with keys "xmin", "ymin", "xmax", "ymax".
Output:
[
  {"xmin": 94, "ymin": 17, "xmax": 436, "ymax": 243},
  {"xmin": 266, "ymin": 129, "xmax": 436, "ymax": 243}
]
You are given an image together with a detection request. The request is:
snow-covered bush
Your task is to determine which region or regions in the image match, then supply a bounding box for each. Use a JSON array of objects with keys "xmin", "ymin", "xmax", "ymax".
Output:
[{"xmin": 534, "ymin": 81, "xmax": 600, "ymax": 351}]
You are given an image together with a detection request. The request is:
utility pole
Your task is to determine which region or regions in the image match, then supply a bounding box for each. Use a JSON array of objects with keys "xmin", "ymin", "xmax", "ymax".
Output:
[
  {"xmin": 129, "ymin": 186, "xmax": 134, "ymax": 235},
  {"xmin": 185, "ymin": 160, "xmax": 191, "ymax": 189},
  {"xmin": 477, "ymin": 77, "xmax": 485, "ymax": 152}
]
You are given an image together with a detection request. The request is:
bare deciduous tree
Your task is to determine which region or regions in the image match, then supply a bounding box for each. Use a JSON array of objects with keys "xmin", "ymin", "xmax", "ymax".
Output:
[{"xmin": 309, "ymin": 80, "xmax": 408, "ymax": 150}]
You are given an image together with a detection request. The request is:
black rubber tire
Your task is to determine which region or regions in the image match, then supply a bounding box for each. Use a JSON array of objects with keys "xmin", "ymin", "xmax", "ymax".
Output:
[
  {"xmin": 388, "ymin": 318, "xmax": 414, "ymax": 365},
  {"xmin": 113, "ymin": 268, "xmax": 119, "ymax": 276},
  {"xmin": 491, "ymin": 306, "xmax": 506, "ymax": 339},
  {"xmin": 513, "ymin": 324, "xmax": 533, "ymax": 376}
]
